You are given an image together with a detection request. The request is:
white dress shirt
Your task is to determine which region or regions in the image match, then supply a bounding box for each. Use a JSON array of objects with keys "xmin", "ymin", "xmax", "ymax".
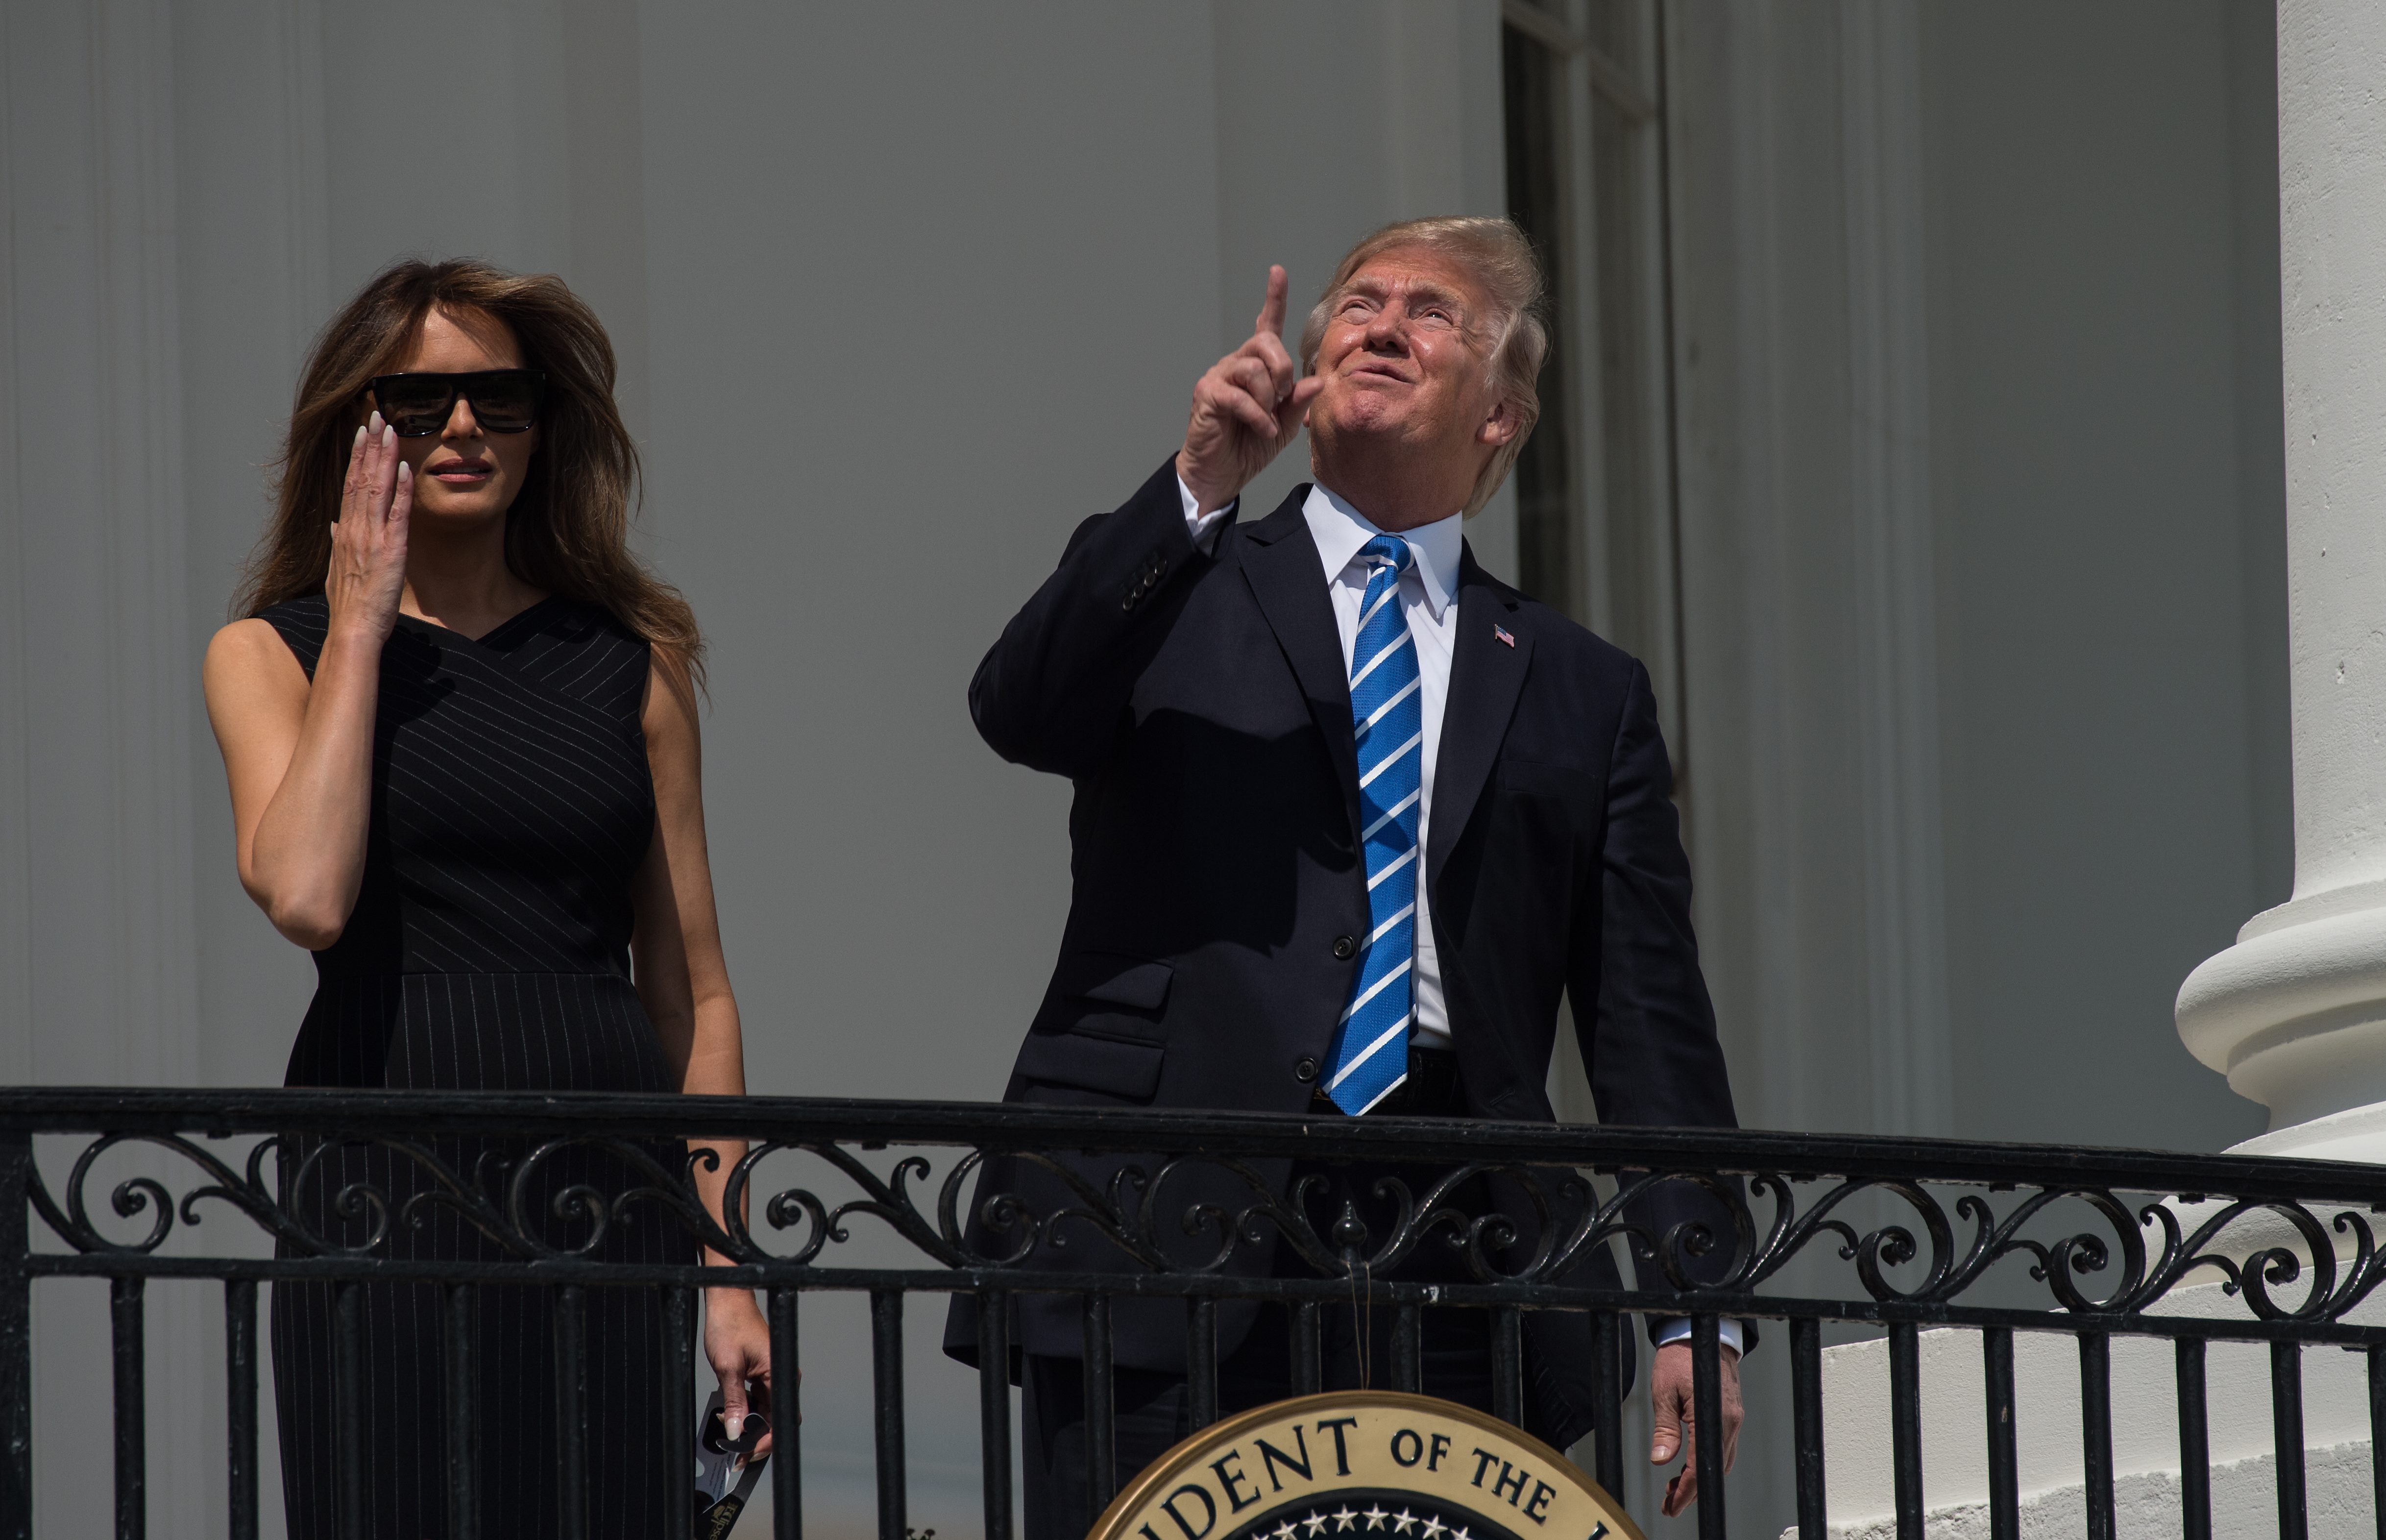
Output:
[{"xmin": 1181, "ymin": 474, "xmax": 1743, "ymax": 1357}]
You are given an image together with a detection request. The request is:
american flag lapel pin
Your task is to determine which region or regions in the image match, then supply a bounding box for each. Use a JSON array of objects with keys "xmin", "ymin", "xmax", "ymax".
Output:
[{"xmin": 1493, "ymin": 624, "xmax": 1516, "ymax": 649}]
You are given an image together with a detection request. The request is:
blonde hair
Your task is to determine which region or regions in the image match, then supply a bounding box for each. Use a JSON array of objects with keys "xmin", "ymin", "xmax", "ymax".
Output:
[
  {"xmin": 238, "ymin": 258, "xmax": 704, "ymax": 687},
  {"xmin": 1298, "ymin": 216, "xmax": 1550, "ymax": 516}
]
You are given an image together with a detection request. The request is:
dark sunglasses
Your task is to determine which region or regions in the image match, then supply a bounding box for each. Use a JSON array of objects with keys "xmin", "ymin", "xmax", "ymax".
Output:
[{"xmin": 366, "ymin": 369, "xmax": 547, "ymax": 437}]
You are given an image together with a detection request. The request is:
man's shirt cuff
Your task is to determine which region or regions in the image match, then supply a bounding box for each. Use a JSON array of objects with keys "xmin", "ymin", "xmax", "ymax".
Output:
[
  {"xmin": 1178, "ymin": 473, "xmax": 1233, "ymax": 554},
  {"xmin": 1653, "ymin": 1317, "xmax": 1747, "ymax": 1355}
]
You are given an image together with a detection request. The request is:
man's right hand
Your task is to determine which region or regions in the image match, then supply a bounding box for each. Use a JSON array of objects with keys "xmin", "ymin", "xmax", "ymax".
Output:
[{"xmin": 1178, "ymin": 266, "xmax": 1326, "ymax": 515}]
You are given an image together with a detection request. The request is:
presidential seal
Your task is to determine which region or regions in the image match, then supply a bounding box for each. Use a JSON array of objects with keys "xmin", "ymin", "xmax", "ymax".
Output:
[{"xmin": 1089, "ymin": 1393, "xmax": 1643, "ymax": 1540}]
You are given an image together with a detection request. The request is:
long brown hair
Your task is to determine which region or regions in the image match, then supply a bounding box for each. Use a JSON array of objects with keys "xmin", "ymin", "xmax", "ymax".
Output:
[{"xmin": 237, "ymin": 258, "xmax": 703, "ymax": 685}]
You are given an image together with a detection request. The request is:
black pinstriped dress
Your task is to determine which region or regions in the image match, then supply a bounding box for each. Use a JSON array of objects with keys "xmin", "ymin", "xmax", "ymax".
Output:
[{"xmin": 261, "ymin": 594, "xmax": 687, "ymax": 1540}]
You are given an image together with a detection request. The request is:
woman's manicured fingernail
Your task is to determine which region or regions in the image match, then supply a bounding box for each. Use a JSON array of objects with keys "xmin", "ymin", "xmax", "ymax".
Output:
[
  {"xmin": 368, "ymin": 411, "xmax": 382, "ymax": 432},
  {"xmin": 354, "ymin": 426, "xmax": 366, "ymax": 448}
]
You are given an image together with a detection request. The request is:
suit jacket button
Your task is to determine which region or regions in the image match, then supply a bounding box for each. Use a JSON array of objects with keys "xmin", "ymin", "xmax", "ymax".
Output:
[
  {"xmin": 1332, "ymin": 935, "xmax": 1357, "ymax": 960},
  {"xmin": 1294, "ymin": 1055, "xmax": 1319, "ymax": 1083}
]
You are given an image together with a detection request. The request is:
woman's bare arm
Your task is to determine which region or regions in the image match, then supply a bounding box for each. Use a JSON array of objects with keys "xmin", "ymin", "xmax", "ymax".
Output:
[
  {"xmin": 203, "ymin": 421, "xmax": 411, "ymax": 949},
  {"xmin": 630, "ymin": 642, "xmax": 773, "ymax": 1443}
]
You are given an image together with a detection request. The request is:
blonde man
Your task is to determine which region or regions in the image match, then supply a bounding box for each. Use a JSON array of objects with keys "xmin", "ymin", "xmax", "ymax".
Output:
[{"xmin": 950, "ymin": 219, "xmax": 1748, "ymax": 1534}]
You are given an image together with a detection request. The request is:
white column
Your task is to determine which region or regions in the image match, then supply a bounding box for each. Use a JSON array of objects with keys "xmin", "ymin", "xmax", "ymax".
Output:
[{"xmin": 2177, "ymin": 2, "xmax": 2386, "ymax": 1157}]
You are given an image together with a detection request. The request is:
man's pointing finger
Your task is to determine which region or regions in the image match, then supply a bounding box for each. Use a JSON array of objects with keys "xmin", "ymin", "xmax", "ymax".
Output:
[{"xmin": 1255, "ymin": 264, "xmax": 1289, "ymax": 342}]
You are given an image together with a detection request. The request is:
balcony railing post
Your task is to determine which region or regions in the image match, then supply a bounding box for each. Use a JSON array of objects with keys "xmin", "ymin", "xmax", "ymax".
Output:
[
  {"xmin": 2273, "ymin": 1340, "xmax": 2308, "ymax": 1540},
  {"xmin": 225, "ymin": 1279, "xmax": 258, "ymax": 1540},
  {"xmin": 0, "ymin": 1132, "xmax": 30, "ymax": 1540},
  {"xmin": 1291, "ymin": 1301, "xmax": 1322, "ymax": 1396},
  {"xmin": 1981, "ymin": 1326, "xmax": 2018, "ymax": 1540},
  {"xmin": 2177, "ymin": 1336, "xmax": 2210, "ymax": 1540},
  {"xmin": 1082, "ymin": 1294, "xmax": 1116, "ymax": 1516},
  {"xmin": 1592, "ymin": 1311, "xmax": 1623, "ymax": 1497},
  {"xmin": 1691, "ymin": 1313, "xmax": 1727, "ymax": 1540},
  {"xmin": 664, "ymin": 1286, "xmax": 696, "ymax": 1540},
  {"xmin": 1790, "ymin": 1317, "xmax": 1824, "ymax": 1540},
  {"xmin": 555, "ymin": 1285, "xmax": 589, "ymax": 1540},
  {"xmin": 871, "ymin": 1288, "xmax": 907, "ymax": 1540},
  {"xmin": 1186, "ymin": 1297, "xmax": 1218, "ymax": 1431},
  {"xmin": 1491, "ymin": 1306, "xmax": 1524, "ymax": 1427},
  {"xmin": 1392, "ymin": 1301, "xmax": 1422, "ymax": 1394},
  {"xmin": 111, "ymin": 1275, "xmax": 145, "ymax": 1540},
  {"xmin": 2079, "ymin": 1331, "xmax": 2114, "ymax": 1540},
  {"xmin": 770, "ymin": 1288, "xmax": 802, "ymax": 1540},
  {"xmin": 443, "ymin": 1282, "xmax": 478, "ymax": 1540},
  {"xmin": 2370, "ymin": 1343, "xmax": 2386, "ymax": 1540},
  {"xmin": 978, "ymin": 1289, "xmax": 1013, "ymax": 1540},
  {"xmin": 334, "ymin": 1281, "xmax": 365, "ymax": 1540},
  {"xmin": 1888, "ymin": 1321, "xmax": 1923, "ymax": 1540}
]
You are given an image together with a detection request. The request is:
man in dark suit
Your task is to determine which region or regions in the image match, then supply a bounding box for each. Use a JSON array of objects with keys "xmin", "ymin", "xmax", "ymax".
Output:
[{"xmin": 950, "ymin": 218, "xmax": 1746, "ymax": 1535}]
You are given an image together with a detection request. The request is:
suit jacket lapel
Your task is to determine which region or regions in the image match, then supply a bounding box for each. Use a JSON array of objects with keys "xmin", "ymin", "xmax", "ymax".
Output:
[
  {"xmin": 1429, "ymin": 544, "xmax": 1531, "ymax": 891},
  {"xmin": 1238, "ymin": 487, "xmax": 1362, "ymax": 828}
]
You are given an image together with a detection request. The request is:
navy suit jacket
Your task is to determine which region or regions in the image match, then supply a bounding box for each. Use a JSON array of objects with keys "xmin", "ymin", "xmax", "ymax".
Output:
[{"xmin": 944, "ymin": 459, "xmax": 1742, "ymax": 1443}]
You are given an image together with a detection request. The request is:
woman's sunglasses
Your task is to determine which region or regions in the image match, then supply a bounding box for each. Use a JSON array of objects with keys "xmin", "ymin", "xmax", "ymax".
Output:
[{"xmin": 366, "ymin": 369, "xmax": 547, "ymax": 437}]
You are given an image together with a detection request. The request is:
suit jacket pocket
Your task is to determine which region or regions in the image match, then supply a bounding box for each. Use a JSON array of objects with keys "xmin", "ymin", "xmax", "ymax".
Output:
[
  {"xmin": 1014, "ymin": 1027, "xmax": 1166, "ymax": 1099},
  {"xmin": 1052, "ymin": 951, "xmax": 1174, "ymax": 1013}
]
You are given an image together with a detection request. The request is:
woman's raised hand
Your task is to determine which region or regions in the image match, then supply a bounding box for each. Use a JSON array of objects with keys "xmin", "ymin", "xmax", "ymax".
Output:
[
  {"xmin": 1176, "ymin": 265, "xmax": 1325, "ymax": 516},
  {"xmin": 326, "ymin": 413, "xmax": 412, "ymax": 643}
]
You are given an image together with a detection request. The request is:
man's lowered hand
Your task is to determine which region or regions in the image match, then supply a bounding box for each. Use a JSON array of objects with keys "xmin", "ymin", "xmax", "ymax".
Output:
[{"xmin": 1649, "ymin": 1339, "xmax": 1742, "ymax": 1517}]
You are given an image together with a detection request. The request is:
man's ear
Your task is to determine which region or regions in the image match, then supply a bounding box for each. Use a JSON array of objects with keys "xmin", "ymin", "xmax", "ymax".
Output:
[{"xmin": 1477, "ymin": 395, "xmax": 1523, "ymax": 450}]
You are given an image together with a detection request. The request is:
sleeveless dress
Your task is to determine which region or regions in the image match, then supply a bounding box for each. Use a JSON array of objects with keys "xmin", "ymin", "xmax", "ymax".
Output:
[{"xmin": 260, "ymin": 593, "xmax": 689, "ymax": 1540}]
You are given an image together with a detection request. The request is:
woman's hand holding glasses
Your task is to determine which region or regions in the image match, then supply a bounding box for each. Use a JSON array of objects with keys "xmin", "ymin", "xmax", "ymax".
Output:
[{"xmin": 326, "ymin": 413, "xmax": 412, "ymax": 647}]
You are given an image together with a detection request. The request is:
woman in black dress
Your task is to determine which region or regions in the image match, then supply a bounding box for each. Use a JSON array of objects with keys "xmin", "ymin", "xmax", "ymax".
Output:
[{"xmin": 202, "ymin": 259, "xmax": 769, "ymax": 1538}]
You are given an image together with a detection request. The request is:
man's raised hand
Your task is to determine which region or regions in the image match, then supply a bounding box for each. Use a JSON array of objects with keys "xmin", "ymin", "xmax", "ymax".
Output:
[{"xmin": 1177, "ymin": 266, "xmax": 1326, "ymax": 515}]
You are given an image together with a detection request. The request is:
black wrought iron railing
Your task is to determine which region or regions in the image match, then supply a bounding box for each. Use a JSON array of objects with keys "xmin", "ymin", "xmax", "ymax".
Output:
[{"xmin": 3, "ymin": 1089, "xmax": 2385, "ymax": 1540}]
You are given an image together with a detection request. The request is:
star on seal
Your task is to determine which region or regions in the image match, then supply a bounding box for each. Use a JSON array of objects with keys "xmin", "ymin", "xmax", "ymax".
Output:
[
  {"xmin": 1303, "ymin": 1514, "xmax": 1330, "ymax": 1538},
  {"xmin": 1420, "ymin": 1519, "xmax": 1447, "ymax": 1540},
  {"xmin": 1391, "ymin": 1513, "xmax": 1419, "ymax": 1536},
  {"xmin": 1363, "ymin": 1508, "xmax": 1389, "ymax": 1531},
  {"xmin": 1272, "ymin": 1523, "xmax": 1298, "ymax": 1540},
  {"xmin": 1333, "ymin": 1509, "xmax": 1359, "ymax": 1532}
]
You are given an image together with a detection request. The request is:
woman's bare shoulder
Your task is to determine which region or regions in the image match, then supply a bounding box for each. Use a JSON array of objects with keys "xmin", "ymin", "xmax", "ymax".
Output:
[{"xmin": 204, "ymin": 617, "xmax": 310, "ymax": 700}]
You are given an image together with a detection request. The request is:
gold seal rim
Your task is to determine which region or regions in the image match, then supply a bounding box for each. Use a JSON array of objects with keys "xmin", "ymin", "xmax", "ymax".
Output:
[{"xmin": 1086, "ymin": 1389, "xmax": 1648, "ymax": 1540}]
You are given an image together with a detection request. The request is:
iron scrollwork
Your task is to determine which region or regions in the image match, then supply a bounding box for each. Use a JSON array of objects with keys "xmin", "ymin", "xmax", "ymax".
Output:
[{"xmin": 18, "ymin": 1101, "xmax": 2386, "ymax": 1331}]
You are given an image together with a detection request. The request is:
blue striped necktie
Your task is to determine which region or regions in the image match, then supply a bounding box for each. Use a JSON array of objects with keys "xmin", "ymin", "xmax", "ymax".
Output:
[{"xmin": 1325, "ymin": 535, "xmax": 1424, "ymax": 1115}]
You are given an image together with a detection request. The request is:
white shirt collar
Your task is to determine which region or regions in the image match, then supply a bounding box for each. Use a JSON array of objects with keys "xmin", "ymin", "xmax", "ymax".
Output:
[{"xmin": 1301, "ymin": 481, "xmax": 1463, "ymax": 620}]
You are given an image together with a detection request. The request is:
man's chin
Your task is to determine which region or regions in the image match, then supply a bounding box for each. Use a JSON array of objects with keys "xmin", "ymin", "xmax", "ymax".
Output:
[{"xmin": 1314, "ymin": 401, "xmax": 1416, "ymax": 446}]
